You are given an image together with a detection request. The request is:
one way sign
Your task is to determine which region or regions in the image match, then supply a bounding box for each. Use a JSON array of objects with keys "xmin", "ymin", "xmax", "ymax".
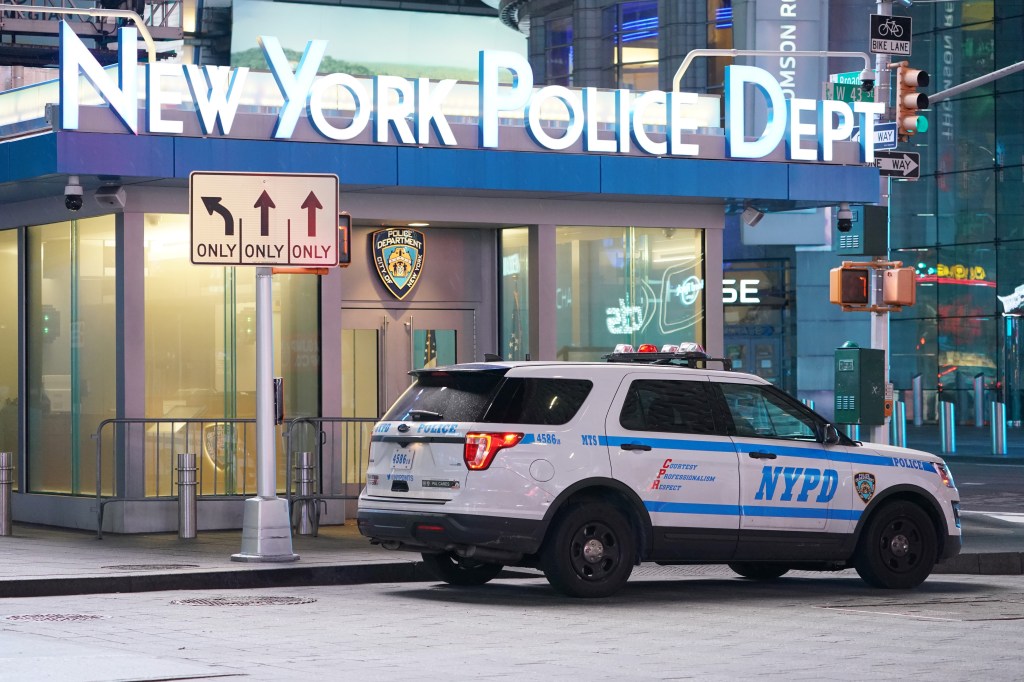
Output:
[
  {"xmin": 190, "ymin": 172, "xmax": 340, "ymax": 266},
  {"xmin": 874, "ymin": 151, "xmax": 920, "ymax": 180}
]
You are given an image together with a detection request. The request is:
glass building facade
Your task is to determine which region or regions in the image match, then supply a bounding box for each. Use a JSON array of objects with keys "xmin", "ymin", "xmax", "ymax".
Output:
[{"xmin": 889, "ymin": 2, "xmax": 1024, "ymax": 423}]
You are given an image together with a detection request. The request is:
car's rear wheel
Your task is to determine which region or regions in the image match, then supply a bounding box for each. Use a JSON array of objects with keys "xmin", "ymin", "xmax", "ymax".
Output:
[
  {"xmin": 854, "ymin": 500, "xmax": 937, "ymax": 589},
  {"xmin": 541, "ymin": 501, "xmax": 635, "ymax": 598},
  {"xmin": 728, "ymin": 562, "xmax": 790, "ymax": 580},
  {"xmin": 420, "ymin": 551, "xmax": 503, "ymax": 586}
]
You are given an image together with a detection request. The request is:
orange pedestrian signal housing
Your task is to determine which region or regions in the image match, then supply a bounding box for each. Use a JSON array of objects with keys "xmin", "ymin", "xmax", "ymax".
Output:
[
  {"xmin": 830, "ymin": 266, "xmax": 871, "ymax": 306},
  {"xmin": 883, "ymin": 267, "xmax": 916, "ymax": 306}
]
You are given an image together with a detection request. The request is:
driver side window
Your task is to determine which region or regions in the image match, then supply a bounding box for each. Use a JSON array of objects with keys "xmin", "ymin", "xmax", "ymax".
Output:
[{"xmin": 719, "ymin": 382, "xmax": 818, "ymax": 440}]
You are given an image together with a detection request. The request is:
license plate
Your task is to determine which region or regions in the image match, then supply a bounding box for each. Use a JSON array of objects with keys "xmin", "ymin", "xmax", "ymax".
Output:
[{"xmin": 391, "ymin": 450, "xmax": 414, "ymax": 470}]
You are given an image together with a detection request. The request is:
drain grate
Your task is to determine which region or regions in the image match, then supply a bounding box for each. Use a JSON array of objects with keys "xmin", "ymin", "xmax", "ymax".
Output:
[
  {"xmin": 170, "ymin": 595, "xmax": 317, "ymax": 607},
  {"xmin": 102, "ymin": 564, "xmax": 201, "ymax": 571},
  {"xmin": 7, "ymin": 614, "xmax": 107, "ymax": 622}
]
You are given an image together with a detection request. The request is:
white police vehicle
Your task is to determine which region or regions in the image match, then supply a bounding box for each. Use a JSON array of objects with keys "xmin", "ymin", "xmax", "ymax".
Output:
[{"xmin": 357, "ymin": 346, "xmax": 961, "ymax": 598}]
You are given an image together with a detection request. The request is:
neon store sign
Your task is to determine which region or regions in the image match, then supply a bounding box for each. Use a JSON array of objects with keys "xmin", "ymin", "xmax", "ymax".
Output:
[{"xmin": 58, "ymin": 24, "xmax": 885, "ymax": 163}]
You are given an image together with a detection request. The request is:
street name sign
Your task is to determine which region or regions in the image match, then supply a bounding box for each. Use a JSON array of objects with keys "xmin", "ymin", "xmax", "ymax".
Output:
[
  {"xmin": 874, "ymin": 150, "xmax": 920, "ymax": 179},
  {"xmin": 851, "ymin": 122, "xmax": 898, "ymax": 150},
  {"xmin": 870, "ymin": 14, "xmax": 912, "ymax": 55},
  {"xmin": 190, "ymin": 172, "xmax": 340, "ymax": 266},
  {"xmin": 825, "ymin": 81, "xmax": 875, "ymax": 104}
]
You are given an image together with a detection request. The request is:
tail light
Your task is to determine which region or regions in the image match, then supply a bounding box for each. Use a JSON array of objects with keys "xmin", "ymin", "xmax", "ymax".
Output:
[{"xmin": 464, "ymin": 432, "xmax": 524, "ymax": 470}]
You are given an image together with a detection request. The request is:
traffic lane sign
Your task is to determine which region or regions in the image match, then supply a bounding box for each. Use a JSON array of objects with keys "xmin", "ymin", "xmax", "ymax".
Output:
[
  {"xmin": 190, "ymin": 172, "xmax": 339, "ymax": 266},
  {"xmin": 851, "ymin": 122, "xmax": 898, "ymax": 150},
  {"xmin": 874, "ymin": 150, "xmax": 920, "ymax": 179}
]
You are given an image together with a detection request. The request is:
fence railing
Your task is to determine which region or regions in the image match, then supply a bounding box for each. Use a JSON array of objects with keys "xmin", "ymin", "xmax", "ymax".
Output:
[{"xmin": 92, "ymin": 416, "xmax": 377, "ymax": 538}]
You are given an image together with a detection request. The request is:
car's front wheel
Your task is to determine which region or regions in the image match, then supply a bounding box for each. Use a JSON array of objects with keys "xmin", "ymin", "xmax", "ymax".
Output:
[
  {"xmin": 854, "ymin": 500, "xmax": 937, "ymax": 589},
  {"xmin": 728, "ymin": 562, "xmax": 790, "ymax": 580},
  {"xmin": 420, "ymin": 552, "xmax": 503, "ymax": 586},
  {"xmin": 541, "ymin": 501, "xmax": 636, "ymax": 598}
]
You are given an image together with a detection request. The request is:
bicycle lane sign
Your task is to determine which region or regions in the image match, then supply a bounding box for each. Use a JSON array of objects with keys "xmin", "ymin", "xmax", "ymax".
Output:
[{"xmin": 870, "ymin": 14, "xmax": 911, "ymax": 56}]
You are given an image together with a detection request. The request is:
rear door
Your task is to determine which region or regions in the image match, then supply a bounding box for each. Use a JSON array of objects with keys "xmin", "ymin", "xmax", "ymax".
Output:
[{"xmin": 605, "ymin": 373, "xmax": 740, "ymax": 560}]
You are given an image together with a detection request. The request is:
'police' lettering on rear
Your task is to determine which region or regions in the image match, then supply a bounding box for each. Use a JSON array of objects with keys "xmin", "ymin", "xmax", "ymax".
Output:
[
  {"xmin": 416, "ymin": 423, "xmax": 458, "ymax": 434},
  {"xmin": 755, "ymin": 466, "xmax": 838, "ymax": 503}
]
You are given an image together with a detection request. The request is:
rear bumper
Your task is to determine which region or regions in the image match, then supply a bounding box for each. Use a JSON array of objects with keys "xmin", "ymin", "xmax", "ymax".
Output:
[{"xmin": 357, "ymin": 508, "xmax": 544, "ymax": 556}]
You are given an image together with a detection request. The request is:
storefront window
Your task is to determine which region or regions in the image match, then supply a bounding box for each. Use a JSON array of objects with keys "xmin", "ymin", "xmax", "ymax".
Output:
[
  {"xmin": 500, "ymin": 228, "xmax": 530, "ymax": 361},
  {"xmin": 0, "ymin": 229, "xmax": 18, "ymax": 486},
  {"xmin": 27, "ymin": 217, "xmax": 116, "ymax": 495},
  {"xmin": 723, "ymin": 259, "xmax": 793, "ymax": 392},
  {"xmin": 602, "ymin": 1, "xmax": 659, "ymax": 91},
  {"xmin": 555, "ymin": 226, "xmax": 704, "ymax": 360},
  {"xmin": 546, "ymin": 16, "xmax": 573, "ymax": 86},
  {"xmin": 143, "ymin": 214, "xmax": 319, "ymax": 495}
]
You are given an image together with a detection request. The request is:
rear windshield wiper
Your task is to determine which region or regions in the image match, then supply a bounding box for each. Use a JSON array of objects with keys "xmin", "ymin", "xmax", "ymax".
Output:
[{"xmin": 407, "ymin": 409, "xmax": 444, "ymax": 422}]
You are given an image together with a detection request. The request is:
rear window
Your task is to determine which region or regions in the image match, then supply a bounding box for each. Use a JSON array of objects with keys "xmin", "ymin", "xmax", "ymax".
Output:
[
  {"xmin": 383, "ymin": 370, "xmax": 506, "ymax": 422},
  {"xmin": 483, "ymin": 378, "xmax": 593, "ymax": 425}
]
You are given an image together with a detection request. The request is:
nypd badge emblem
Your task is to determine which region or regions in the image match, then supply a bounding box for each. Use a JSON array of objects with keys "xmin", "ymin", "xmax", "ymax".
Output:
[
  {"xmin": 854, "ymin": 472, "xmax": 876, "ymax": 504},
  {"xmin": 371, "ymin": 228, "xmax": 424, "ymax": 300}
]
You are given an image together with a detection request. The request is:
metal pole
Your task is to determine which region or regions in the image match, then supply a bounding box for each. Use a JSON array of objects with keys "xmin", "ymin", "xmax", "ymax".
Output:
[
  {"xmin": 846, "ymin": 424, "xmax": 861, "ymax": 441},
  {"xmin": 177, "ymin": 452, "xmax": 197, "ymax": 540},
  {"xmin": 889, "ymin": 401, "xmax": 906, "ymax": 448},
  {"xmin": 912, "ymin": 374, "xmax": 923, "ymax": 426},
  {"xmin": 233, "ymin": 267, "xmax": 298, "ymax": 562},
  {"xmin": 0, "ymin": 452, "xmax": 13, "ymax": 537},
  {"xmin": 800, "ymin": 398, "xmax": 815, "ymax": 411},
  {"xmin": 991, "ymin": 402, "xmax": 1007, "ymax": 456},
  {"xmin": 974, "ymin": 373, "xmax": 985, "ymax": 427},
  {"xmin": 940, "ymin": 402, "xmax": 956, "ymax": 454},
  {"xmin": 293, "ymin": 451, "xmax": 318, "ymax": 536}
]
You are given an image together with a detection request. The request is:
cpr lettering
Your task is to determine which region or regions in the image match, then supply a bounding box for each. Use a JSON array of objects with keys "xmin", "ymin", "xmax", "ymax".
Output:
[{"xmin": 755, "ymin": 466, "xmax": 838, "ymax": 503}]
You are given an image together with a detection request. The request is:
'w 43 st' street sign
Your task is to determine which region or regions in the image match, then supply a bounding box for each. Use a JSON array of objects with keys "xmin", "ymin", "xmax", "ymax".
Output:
[{"xmin": 190, "ymin": 172, "xmax": 340, "ymax": 266}]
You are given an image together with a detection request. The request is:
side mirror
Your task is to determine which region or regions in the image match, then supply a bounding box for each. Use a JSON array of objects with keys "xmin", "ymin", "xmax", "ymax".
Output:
[{"xmin": 823, "ymin": 423, "xmax": 842, "ymax": 445}]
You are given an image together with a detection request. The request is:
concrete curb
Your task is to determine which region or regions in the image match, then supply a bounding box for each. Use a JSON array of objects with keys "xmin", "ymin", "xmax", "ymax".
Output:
[{"xmin": 933, "ymin": 552, "xmax": 1024, "ymax": 576}]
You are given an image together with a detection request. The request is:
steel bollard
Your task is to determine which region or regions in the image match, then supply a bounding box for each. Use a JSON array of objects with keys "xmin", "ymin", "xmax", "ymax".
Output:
[
  {"xmin": 912, "ymin": 374, "xmax": 923, "ymax": 427},
  {"xmin": 940, "ymin": 402, "xmax": 956, "ymax": 454},
  {"xmin": 991, "ymin": 402, "xmax": 1008, "ymax": 456},
  {"xmin": 177, "ymin": 453, "xmax": 198, "ymax": 540},
  {"xmin": 293, "ymin": 451, "xmax": 319, "ymax": 536},
  {"xmin": 800, "ymin": 398, "xmax": 815, "ymax": 411},
  {"xmin": 0, "ymin": 451, "xmax": 13, "ymax": 537},
  {"xmin": 974, "ymin": 374, "xmax": 985, "ymax": 428},
  {"xmin": 889, "ymin": 401, "xmax": 907, "ymax": 448},
  {"xmin": 845, "ymin": 424, "xmax": 860, "ymax": 441}
]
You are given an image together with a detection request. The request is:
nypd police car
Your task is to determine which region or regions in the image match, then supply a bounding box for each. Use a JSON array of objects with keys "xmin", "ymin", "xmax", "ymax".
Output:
[{"xmin": 357, "ymin": 347, "xmax": 961, "ymax": 598}]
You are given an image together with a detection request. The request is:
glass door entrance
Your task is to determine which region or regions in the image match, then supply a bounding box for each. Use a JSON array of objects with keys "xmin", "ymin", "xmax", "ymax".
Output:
[{"xmin": 340, "ymin": 308, "xmax": 476, "ymax": 417}]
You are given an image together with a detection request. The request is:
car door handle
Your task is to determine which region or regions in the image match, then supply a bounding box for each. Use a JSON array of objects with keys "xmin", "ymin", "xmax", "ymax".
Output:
[
  {"xmin": 747, "ymin": 450, "xmax": 777, "ymax": 459},
  {"xmin": 620, "ymin": 442, "xmax": 652, "ymax": 451}
]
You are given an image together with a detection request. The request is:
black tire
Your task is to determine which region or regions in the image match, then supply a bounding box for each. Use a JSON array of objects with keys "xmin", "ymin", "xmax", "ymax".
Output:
[
  {"xmin": 854, "ymin": 501, "xmax": 937, "ymax": 589},
  {"xmin": 728, "ymin": 562, "xmax": 790, "ymax": 580},
  {"xmin": 420, "ymin": 552, "xmax": 503, "ymax": 586},
  {"xmin": 541, "ymin": 502, "xmax": 636, "ymax": 598}
]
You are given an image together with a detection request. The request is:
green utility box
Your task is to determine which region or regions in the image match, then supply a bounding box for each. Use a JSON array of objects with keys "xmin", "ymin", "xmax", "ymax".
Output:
[{"xmin": 834, "ymin": 345, "xmax": 886, "ymax": 425}]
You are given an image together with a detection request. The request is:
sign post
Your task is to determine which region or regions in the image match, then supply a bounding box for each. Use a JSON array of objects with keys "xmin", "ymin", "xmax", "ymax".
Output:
[{"xmin": 190, "ymin": 171, "xmax": 340, "ymax": 563}]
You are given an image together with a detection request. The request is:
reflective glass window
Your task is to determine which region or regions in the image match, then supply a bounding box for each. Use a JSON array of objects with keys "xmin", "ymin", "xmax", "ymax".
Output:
[
  {"xmin": 602, "ymin": 1, "xmax": 659, "ymax": 91},
  {"xmin": 545, "ymin": 16, "xmax": 573, "ymax": 86},
  {"xmin": 500, "ymin": 228, "xmax": 530, "ymax": 361},
  {"xmin": 0, "ymin": 229, "xmax": 18, "ymax": 485}
]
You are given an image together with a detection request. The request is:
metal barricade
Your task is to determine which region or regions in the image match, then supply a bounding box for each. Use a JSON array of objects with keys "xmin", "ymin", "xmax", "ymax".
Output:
[
  {"xmin": 940, "ymin": 402, "xmax": 956, "ymax": 454},
  {"xmin": 177, "ymin": 452, "xmax": 198, "ymax": 539},
  {"xmin": 889, "ymin": 401, "xmax": 907, "ymax": 448},
  {"xmin": 292, "ymin": 451, "xmax": 319, "ymax": 536},
  {"xmin": 991, "ymin": 402, "xmax": 1008, "ymax": 456},
  {"xmin": 912, "ymin": 374, "xmax": 923, "ymax": 427},
  {"xmin": 0, "ymin": 451, "xmax": 13, "ymax": 537}
]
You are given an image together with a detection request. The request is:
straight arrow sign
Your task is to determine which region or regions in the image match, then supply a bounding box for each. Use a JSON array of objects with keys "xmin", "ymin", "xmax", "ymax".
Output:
[{"xmin": 874, "ymin": 150, "xmax": 920, "ymax": 180}]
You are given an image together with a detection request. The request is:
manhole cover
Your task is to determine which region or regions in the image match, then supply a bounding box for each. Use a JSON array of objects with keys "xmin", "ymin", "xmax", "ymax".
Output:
[
  {"xmin": 170, "ymin": 596, "xmax": 317, "ymax": 606},
  {"xmin": 7, "ymin": 614, "xmax": 107, "ymax": 622},
  {"xmin": 103, "ymin": 564, "xmax": 201, "ymax": 571}
]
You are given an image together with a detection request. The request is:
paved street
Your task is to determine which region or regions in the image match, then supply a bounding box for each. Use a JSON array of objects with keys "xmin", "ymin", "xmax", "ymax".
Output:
[{"xmin": 1, "ymin": 569, "xmax": 1022, "ymax": 681}]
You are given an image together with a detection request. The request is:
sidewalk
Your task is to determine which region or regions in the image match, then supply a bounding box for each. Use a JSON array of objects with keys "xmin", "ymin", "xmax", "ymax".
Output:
[{"xmin": 903, "ymin": 423, "xmax": 1024, "ymax": 460}]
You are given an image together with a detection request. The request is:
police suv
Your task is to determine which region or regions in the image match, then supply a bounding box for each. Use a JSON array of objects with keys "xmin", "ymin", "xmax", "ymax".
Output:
[{"xmin": 357, "ymin": 347, "xmax": 961, "ymax": 598}]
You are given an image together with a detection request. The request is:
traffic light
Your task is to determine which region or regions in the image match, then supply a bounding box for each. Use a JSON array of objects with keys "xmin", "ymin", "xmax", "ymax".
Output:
[
  {"xmin": 896, "ymin": 62, "xmax": 929, "ymax": 140},
  {"xmin": 339, "ymin": 212, "xmax": 352, "ymax": 267},
  {"xmin": 882, "ymin": 267, "xmax": 916, "ymax": 306},
  {"xmin": 830, "ymin": 265, "xmax": 872, "ymax": 306}
]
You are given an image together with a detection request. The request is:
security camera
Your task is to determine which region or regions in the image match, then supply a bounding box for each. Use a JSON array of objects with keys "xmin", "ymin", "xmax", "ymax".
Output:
[
  {"xmin": 859, "ymin": 68, "xmax": 875, "ymax": 93},
  {"xmin": 837, "ymin": 202, "xmax": 854, "ymax": 232},
  {"xmin": 64, "ymin": 176, "xmax": 83, "ymax": 211},
  {"xmin": 741, "ymin": 203, "xmax": 765, "ymax": 227}
]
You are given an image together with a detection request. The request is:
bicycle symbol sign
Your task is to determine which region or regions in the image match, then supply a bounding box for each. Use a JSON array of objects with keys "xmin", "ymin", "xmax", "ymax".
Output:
[{"xmin": 870, "ymin": 14, "xmax": 912, "ymax": 55}]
